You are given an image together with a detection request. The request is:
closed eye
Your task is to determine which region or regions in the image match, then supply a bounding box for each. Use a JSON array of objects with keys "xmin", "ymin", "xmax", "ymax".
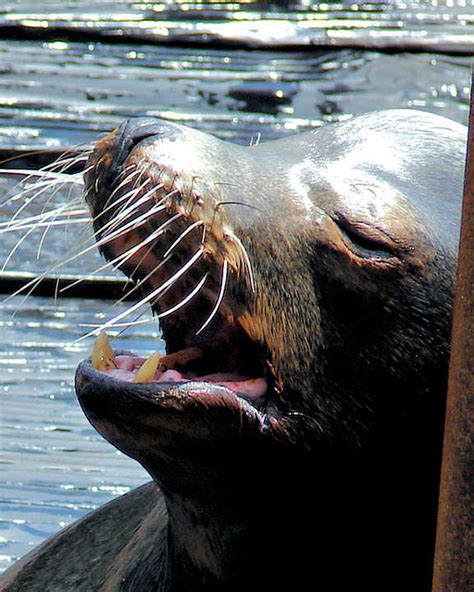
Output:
[{"xmin": 333, "ymin": 214, "xmax": 398, "ymax": 260}]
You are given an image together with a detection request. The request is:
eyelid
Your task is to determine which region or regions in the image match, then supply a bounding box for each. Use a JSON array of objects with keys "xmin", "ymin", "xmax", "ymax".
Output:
[{"xmin": 332, "ymin": 214, "xmax": 398, "ymax": 258}]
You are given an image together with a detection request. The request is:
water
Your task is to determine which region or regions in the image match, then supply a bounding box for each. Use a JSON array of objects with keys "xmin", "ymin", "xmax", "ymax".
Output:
[{"xmin": 0, "ymin": 294, "xmax": 159, "ymax": 572}]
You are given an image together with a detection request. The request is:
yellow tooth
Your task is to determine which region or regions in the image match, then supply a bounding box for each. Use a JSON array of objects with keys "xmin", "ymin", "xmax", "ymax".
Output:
[
  {"xmin": 135, "ymin": 352, "xmax": 161, "ymax": 383},
  {"xmin": 92, "ymin": 331, "xmax": 117, "ymax": 371}
]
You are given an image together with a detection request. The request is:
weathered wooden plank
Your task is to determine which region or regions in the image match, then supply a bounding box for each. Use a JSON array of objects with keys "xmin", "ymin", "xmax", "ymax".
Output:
[
  {"xmin": 0, "ymin": 0, "xmax": 473, "ymax": 53},
  {"xmin": 0, "ymin": 40, "xmax": 470, "ymax": 157}
]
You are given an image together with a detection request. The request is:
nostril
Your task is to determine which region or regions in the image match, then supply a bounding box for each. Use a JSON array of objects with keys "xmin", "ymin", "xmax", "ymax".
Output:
[
  {"xmin": 106, "ymin": 118, "xmax": 181, "ymax": 182},
  {"xmin": 110, "ymin": 118, "xmax": 163, "ymax": 175}
]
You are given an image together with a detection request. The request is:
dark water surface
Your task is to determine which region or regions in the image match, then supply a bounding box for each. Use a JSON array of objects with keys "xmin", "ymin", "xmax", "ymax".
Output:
[{"xmin": 0, "ymin": 0, "xmax": 471, "ymax": 576}]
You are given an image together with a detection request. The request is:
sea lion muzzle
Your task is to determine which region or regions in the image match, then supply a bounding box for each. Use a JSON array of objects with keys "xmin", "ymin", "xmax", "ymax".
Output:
[{"xmin": 80, "ymin": 118, "xmax": 281, "ymax": 452}]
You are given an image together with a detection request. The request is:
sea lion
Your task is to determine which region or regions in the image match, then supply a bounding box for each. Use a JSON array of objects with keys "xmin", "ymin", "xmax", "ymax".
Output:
[{"xmin": 0, "ymin": 110, "xmax": 467, "ymax": 591}]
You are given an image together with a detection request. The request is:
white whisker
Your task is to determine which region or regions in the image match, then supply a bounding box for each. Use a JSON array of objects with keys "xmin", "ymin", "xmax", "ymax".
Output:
[
  {"xmin": 196, "ymin": 259, "xmax": 228, "ymax": 335},
  {"xmin": 156, "ymin": 274, "xmax": 208, "ymax": 320},
  {"xmin": 115, "ymin": 252, "xmax": 175, "ymax": 306},
  {"xmin": 0, "ymin": 168, "xmax": 85, "ymax": 183},
  {"xmin": 97, "ymin": 201, "xmax": 166, "ymax": 248},
  {"xmin": 60, "ymin": 212, "xmax": 182, "ymax": 295},
  {"xmin": 117, "ymin": 213, "xmax": 183, "ymax": 298},
  {"xmin": 96, "ymin": 179, "xmax": 152, "ymax": 235},
  {"xmin": 79, "ymin": 318, "xmax": 154, "ymax": 329},
  {"xmin": 76, "ymin": 247, "xmax": 204, "ymax": 341},
  {"xmin": 0, "ymin": 204, "xmax": 85, "ymax": 230},
  {"xmin": 79, "ymin": 274, "xmax": 208, "ymax": 331},
  {"xmin": 163, "ymin": 220, "xmax": 204, "ymax": 259},
  {"xmin": 108, "ymin": 167, "xmax": 142, "ymax": 201},
  {"xmin": 0, "ymin": 217, "xmax": 89, "ymax": 235},
  {"xmin": 231, "ymin": 233, "xmax": 256, "ymax": 293},
  {"xmin": 42, "ymin": 153, "xmax": 90, "ymax": 173},
  {"xmin": 5, "ymin": 174, "xmax": 82, "ymax": 224}
]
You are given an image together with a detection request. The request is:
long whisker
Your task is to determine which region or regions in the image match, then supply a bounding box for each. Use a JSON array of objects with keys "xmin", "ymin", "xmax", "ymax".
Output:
[
  {"xmin": 196, "ymin": 258, "xmax": 228, "ymax": 335},
  {"xmin": 107, "ymin": 167, "xmax": 142, "ymax": 201},
  {"xmin": 80, "ymin": 273, "xmax": 209, "ymax": 332},
  {"xmin": 0, "ymin": 144, "xmax": 90, "ymax": 168},
  {"xmin": 116, "ymin": 252, "xmax": 175, "ymax": 306},
  {"xmin": 76, "ymin": 247, "xmax": 205, "ymax": 341},
  {"xmin": 0, "ymin": 203, "xmax": 85, "ymax": 230},
  {"xmin": 89, "ymin": 178, "xmax": 153, "ymax": 238},
  {"xmin": 96, "ymin": 201, "xmax": 167, "ymax": 249},
  {"xmin": 162, "ymin": 220, "xmax": 205, "ymax": 259},
  {"xmin": 94, "ymin": 163, "xmax": 145, "ymax": 214},
  {"xmin": 60, "ymin": 212, "xmax": 182, "ymax": 295},
  {"xmin": 0, "ymin": 199, "xmax": 165, "ymax": 304},
  {"xmin": 0, "ymin": 216, "xmax": 89, "ymax": 236},
  {"xmin": 125, "ymin": 212, "xmax": 183, "ymax": 279},
  {"xmin": 80, "ymin": 317, "xmax": 154, "ymax": 329},
  {"xmin": 113, "ymin": 214, "xmax": 184, "ymax": 304},
  {"xmin": 44, "ymin": 199, "xmax": 168, "ymax": 282},
  {"xmin": 2, "ymin": 173, "xmax": 79, "ymax": 207},
  {"xmin": 36, "ymin": 203, "xmax": 72, "ymax": 261},
  {"xmin": 45, "ymin": 179, "xmax": 152, "ymax": 263},
  {"xmin": 0, "ymin": 222, "xmax": 81, "ymax": 270},
  {"xmin": 95, "ymin": 179, "xmax": 152, "ymax": 236},
  {"xmin": 216, "ymin": 200, "xmax": 264, "ymax": 214},
  {"xmin": 2, "ymin": 173, "xmax": 85, "ymax": 225},
  {"xmin": 155, "ymin": 274, "xmax": 208, "ymax": 320},
  {"xmin": 108, "ymin": 181, "xmax": 170, "ymax": 229},
  {"xmin": 45, "ymin": 152, "xmax": 89, "ymax": 165},
  {"xmin": 1, "ymin": 203, "xmax": 87, "ymax": 270},
  {"xmin": 229, "ymin": 233, "xmax": 256, "ymax": 293},
  {"xmin": 0, "ymin": 168, "xmax": 85, "ymax": 183},
  {"xmin": 0, "ymin": 141, "xmax": 91, "ymax": 190}
]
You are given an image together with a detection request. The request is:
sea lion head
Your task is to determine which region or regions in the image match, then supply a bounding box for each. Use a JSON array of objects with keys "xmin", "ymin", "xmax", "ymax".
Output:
[{"xmin": 79, "ymin": 113, "xmax": 465, "ymax": 432}]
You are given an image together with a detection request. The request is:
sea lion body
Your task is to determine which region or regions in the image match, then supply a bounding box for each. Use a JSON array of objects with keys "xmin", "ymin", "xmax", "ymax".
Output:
[{"xmin": 0, "ymin": 110, "xmax": 467, "ymax": 591}]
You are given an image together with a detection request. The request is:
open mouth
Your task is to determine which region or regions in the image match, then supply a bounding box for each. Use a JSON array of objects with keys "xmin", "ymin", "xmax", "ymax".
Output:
[{"xmin": 90, "ymin": 332, "xmax": 269, "ymax": 404}]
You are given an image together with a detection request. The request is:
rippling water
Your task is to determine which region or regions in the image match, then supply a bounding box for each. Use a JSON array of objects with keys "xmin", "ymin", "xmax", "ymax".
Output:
[{"xmin": 0, "ymin": 295, "xmax": 159, "ymax": 572}]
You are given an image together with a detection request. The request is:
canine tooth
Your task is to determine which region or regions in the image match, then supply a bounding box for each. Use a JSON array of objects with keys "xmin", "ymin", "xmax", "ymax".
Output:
[
  {"xmin": 135, "ymin": 352, "xmax": 161, "ymax": 383},
  {"xmin": 92, "ymin": 331, "xmax": 117, "ymax": 371}
]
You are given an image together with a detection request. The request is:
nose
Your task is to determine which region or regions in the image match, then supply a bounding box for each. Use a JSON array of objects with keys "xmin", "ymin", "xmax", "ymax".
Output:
[
  {"xmin": 85, "ymin": 117, "xmax": 181, "ymax": 211},
  {"xmin": 105, "ymin": 118, "xmax": 170, "ymax": 181}
]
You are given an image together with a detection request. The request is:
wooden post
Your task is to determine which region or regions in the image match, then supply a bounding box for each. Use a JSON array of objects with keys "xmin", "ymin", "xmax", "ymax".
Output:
[{"xmin": 432, "ymin": 71, "xmax": 474, "ymax": 591}]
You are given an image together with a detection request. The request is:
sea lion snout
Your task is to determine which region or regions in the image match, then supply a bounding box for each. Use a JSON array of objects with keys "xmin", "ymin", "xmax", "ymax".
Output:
[
  {"xmin": 84, "ymin": 118, "xmax": 184, "ymax": 213},
  {"xmin": 99, "ymin": 118, "xmax": 182, "ymax": 185}
]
